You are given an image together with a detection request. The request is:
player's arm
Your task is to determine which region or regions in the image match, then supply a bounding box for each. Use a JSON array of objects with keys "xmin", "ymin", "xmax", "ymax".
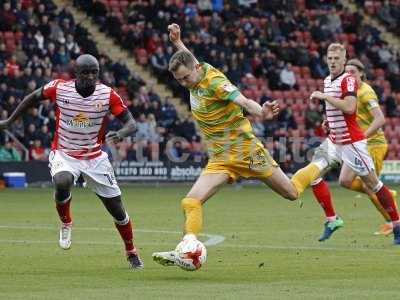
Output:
[
  {"xmin": 364, "ymin": 102, "xmax": 386, "ymax": 138},
  {"xmin": 316, "ymin": 93, "xmax": 357, "ymax": 114},
  {"xmin": 0, "ymin": 88, "xmax": 44, "ymax": 130},
  {"xmin": 106, "ymin": 110, "xmax": 136, "ymax": 144},
  {"xmin": 311, "ymin": 76, "xmax": 358, "ymax": 114},
  {"xmin": 233, "ymin": 94, "xmax": 279, "ymax": 120},
  {"xmin": 168, "ymin": 23, "xmax": 200, "ymax": 64}
]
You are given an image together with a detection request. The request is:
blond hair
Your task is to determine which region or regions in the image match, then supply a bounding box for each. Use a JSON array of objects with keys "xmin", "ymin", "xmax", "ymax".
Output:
[
  {"xmin": 346, "ymin": 58, "xmax": 365, "ymax": 71},
  {"xmin": 168, "ymin": 50, "xmax": 196, "ymax": 72},
  {"xmin": 327, "ymin": 43, "xmax": 346, "ymax": 55},
  {"xmin": 346, "ymin": 58, "xmax": 366, "ymax": 80}
]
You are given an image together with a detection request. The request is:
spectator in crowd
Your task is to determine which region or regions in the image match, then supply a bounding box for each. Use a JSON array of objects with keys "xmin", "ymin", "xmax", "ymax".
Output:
[
  {"xmin": 0, "ymin": 141, "xmax": 21, "ymax": 162},
  {"xmin": 150, "ymin": 47, "xmax": 169, "ymax": 81},
  {"xmin": 279, "ymin": 63, "xmax": 297, "ymax": 90},
  {"xmin": 305, "ymin": 102, "xmax": 323, "ymax": 130},
  {"xmin": 29, "ymin": 139, "xmax": 46, "ymax": 161}
]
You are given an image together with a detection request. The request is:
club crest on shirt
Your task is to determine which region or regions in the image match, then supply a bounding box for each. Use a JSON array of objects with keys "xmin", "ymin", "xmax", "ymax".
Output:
[
  {"xmin": 190, "ymin": 93, "xmax": 200, "ymax": 109},
  {"xmin": 94, "ymin": 100, "xmax": 103, "ymax": 111},
  {"xmin": 66, "ymin": 112, "xmax": 94, "ymax": 128},
  {"xmin": 222, "ymin": 83, "xmax": 236, "ymax": 93}
]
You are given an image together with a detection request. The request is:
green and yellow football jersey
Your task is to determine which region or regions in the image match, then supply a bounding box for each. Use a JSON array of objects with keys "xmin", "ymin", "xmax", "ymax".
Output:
[
  {"xmin": 356, "ymin": 82, "xmax": 387, "ymax": 145},
  {"xmin": 188, "ymin": 63, "xmax": 256, "ymax": 156}
]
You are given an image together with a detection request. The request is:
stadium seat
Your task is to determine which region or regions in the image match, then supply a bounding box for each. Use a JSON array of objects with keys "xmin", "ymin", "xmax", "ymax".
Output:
[
  {"xmin": 272, "ymin": 90, "xmax": 284, "ymax": 100},
  {"xmin": 4, "ymin": 31, "xmax": 14, "ymax": 39}
]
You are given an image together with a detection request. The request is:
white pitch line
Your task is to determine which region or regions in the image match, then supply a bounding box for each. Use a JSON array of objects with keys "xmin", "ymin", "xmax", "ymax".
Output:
[
  {"xmin": 0, "ymin": 239, "xmax": 396, "ymax": 253},
  {"xmin": 0, "ymin": 225, "xmax": 225, "ymax": 247},
  {"xmin": 0, "ymin": 225, "xmax": 396, "ymax": 252}
]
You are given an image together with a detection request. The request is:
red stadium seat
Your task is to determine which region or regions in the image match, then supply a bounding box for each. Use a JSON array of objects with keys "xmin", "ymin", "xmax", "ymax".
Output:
[
  {"xmin": 4, "ymin": 31, "xmax": 14, "ymax": 39},
  {"xmin": 291, "ymin": 66, "xmax": 301, "ymax": 75},
  {"xmin": 348, "ymin": 33, "xmax": 357, "ymax": 43},
  {"xmin": 5, "ymin": 40, "xmax": 16, "ymax": 52},
  {"xmin": 271, "ymin": 90, "xmax": 284, "ymax": 100},
  {"xmin": 21, "ymin": 0, "xmax": 33, "ymax": 9},
  {"xmin": 120, "ymin": 1, "xmax": 129, "ymax": 9}
]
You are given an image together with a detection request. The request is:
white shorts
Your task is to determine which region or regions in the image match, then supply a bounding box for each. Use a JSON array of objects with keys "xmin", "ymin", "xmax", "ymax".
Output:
[
  {"xmin": 48, "ymin": 150, "xmax": 121, "ymax": 198},
  {"xmin": 315, "ymin": 139, "xmax": 374, "ymax": 176}
]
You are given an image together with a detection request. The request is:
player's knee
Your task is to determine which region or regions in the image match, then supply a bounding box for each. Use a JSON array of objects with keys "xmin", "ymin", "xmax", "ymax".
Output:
[{"xmin": 53, "ymin": 172, "xmax": 74, "ymax": 191}]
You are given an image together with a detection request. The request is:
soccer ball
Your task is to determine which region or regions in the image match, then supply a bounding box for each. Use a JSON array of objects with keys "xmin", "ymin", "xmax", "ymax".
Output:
[{"xmin": 174, "ymin": 239, "xmax": 207, "ymax": 271}]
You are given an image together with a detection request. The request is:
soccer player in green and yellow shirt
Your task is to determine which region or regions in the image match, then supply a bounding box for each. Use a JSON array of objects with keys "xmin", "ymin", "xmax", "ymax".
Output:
[{"xmin": 152, "ymin": 24, "xmax": 324, "ymax": 267}]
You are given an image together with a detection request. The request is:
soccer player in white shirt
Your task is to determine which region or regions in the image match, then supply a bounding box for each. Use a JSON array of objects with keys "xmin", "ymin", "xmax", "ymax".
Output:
[{"xmin": 308, "ymin": 43, "xmax": 400, "ymax": 244}]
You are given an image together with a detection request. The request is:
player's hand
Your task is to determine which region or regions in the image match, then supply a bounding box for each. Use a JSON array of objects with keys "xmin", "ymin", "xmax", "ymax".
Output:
[
  {"xmin": 0, "ymin": 119, "xmax": 10, "ymax": 130},
  {"xmin": 106, "ymin": 131, "xmax": 123, "ymax": 144},
  {"xmin": 322, "ymin": 119, "xmax": 329, "ymax": 133},
  {"xmin": 262, "ymin": 100, "xmax": 279, "ymax": 120},
  {"xmin": 310, "ymin": 91, "xmax": 326, "ymax": 101},
  {"xmin": 168, "ymin": 23, "xmax": 181, "ymax": 44}
]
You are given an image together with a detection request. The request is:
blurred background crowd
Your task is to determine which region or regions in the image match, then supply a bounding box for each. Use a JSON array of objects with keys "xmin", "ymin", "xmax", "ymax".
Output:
[{"xmin": 1, "ymin": 0, "xmax": 400, "ymax": 174}]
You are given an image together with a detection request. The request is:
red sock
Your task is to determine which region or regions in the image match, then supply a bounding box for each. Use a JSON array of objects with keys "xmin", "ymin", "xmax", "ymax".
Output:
[
  {"xmin": 115, "ymin": 219, "xmax": 136, "ymax": 254},
  {"xmin": 312, "ymin": 179, "xmax": 336, "ymax": 219},
  {"xmin": 376, "ymin": 185, "xmax": 400, "ymax": 223},
  {"xmin": 56, "ymin": 199, "xmax": 72, "ymax": 224}
]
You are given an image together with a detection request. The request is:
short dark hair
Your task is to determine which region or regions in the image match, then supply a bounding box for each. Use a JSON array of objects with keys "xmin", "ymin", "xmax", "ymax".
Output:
[{"xmin": 168, "ymin": 50, "xmax": 196, "ymax": 72}]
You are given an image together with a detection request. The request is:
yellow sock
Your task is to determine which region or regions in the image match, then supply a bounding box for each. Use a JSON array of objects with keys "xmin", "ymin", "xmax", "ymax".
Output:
[
  {"xmin": 369, "ymin": 194, "xmax": 391, "ymax": 222},
  {"xmin": 181, "ymin": 197, "xmax": 202, "ymax": 235},
  {"xmin": 349, "ymin": 178, "xmax": 364, "ymax": 193},
  {"xmin": 291, "ymin": 163, "xmax": 321, "ymax": 196}
]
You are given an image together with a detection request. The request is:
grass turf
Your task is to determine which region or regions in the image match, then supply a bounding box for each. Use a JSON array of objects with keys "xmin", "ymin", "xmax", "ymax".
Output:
[{"xmin": 0, "ymin": 185, "xmax": 400, "ymax": 299}]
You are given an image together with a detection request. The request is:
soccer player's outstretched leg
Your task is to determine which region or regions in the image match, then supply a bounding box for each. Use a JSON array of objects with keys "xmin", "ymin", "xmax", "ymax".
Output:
[
  {"xmin": 152, "ymin": 24, "xmax": 323, "ymax": 270},
  {"xmin": 0, "ymin": 54, "xmax": 143, "ymax": 269}
]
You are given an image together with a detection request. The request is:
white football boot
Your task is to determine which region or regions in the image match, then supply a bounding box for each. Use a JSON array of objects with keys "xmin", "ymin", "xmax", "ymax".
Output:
[
  {"xmin": 152, "ymin": 251, "xmax": 177, "ymax": 266},
  {"xmin": 59, "ymin": 223, "xmax": 72, "ymax": 250}
]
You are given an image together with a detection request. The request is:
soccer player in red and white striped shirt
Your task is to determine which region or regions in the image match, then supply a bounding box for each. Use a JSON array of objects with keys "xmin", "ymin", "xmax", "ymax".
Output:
[
  {"xmin": 0, "ymin": 54, "xmax": 143, "ymax": 269},
  {"xmin": 307, "ymin": 43, "xmax": 400, "ymax": 243}
]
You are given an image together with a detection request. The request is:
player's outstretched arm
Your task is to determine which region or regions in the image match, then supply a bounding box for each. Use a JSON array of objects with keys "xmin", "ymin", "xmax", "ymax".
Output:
[
  {"xmin": 168, "ymin": 23, "xmax": 199, "ymax": 65},
  {"xmin": 106, "ymin": 110, "xmax": 137, "ymax": 144},
  {"xmin": 233, "ymin": 93, "xmax": 279, "ymax": 120},
  {"xmin": 0, "ymin": 88, "xmax": 43, "ymax": 130}
]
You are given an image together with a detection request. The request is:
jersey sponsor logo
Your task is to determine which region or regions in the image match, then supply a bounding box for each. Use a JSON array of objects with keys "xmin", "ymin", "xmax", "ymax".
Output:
[
  {"xmin": 355, "ymin": 156, "xmax": 363, "ymax": 166},
  {"xmin": 222, "ymin": 83, "xmax": 236, "ymax": 93},
  {"xmin": 66, "ymin": 113, "xmax": 95, "ymax": 128},
  {"xmin": 94, "ymin": 100, "xmax": 103, "ymax": 111}
]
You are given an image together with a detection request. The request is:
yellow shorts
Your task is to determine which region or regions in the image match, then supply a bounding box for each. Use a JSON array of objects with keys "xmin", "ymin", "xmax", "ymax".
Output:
[
  {"xmin": 368, "ymin": 144, "xmax": 388, "ymax": 176},
  {"xmin": 202, "ymin": 141, "xmax": 278, "ymax": 183}
]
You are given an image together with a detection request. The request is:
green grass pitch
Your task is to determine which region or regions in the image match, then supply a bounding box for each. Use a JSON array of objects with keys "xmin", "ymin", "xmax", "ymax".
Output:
[{"xmin": 1, "ymin": 185, "xmax": 400, "ymax": 299}]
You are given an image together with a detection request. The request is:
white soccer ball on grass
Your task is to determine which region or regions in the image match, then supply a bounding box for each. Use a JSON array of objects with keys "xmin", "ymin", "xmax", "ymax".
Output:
[{"xmin": 174, "ymin": 238, "xmax": 207, "ymax": 271}]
